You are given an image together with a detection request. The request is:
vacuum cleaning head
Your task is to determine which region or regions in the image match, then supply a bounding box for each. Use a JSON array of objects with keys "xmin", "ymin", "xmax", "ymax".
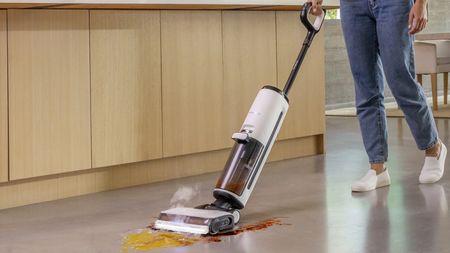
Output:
[{"xmin": 154, "ymin": 207, "xmax": 235, "ymax": 235}]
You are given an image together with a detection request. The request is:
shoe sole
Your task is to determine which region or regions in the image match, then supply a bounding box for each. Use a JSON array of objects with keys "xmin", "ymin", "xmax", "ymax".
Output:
[
  {"xmin": 351, "ymin": 182, "xmax": 390, "ymax": 192},
  {"xmin": 351, "ymin": 172, "xmax": 391, "ymax": 192}
]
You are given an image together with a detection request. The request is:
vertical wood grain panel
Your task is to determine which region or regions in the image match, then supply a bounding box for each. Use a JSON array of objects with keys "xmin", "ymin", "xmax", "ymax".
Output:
[
  {"xmin": 276, "ymin": 11, "xmax": 325, "ymax": 139},
  {"xmin": 90, "ymin": 10, "xmax": 162, "ymax": 168},
  {"xmin": 8, "ymin": 10, "xmax": 91, "ymax": 179},
  {"xmin": 161, "ymin": 11, "xmax": 225, "ymax": 157},
  {"xmin": 0, "ymin": 11, "xmax": 7, "ymax": 182},
  {"xmin": 222, "ymin": 11, "xmax": 277, "ymax": 138}
]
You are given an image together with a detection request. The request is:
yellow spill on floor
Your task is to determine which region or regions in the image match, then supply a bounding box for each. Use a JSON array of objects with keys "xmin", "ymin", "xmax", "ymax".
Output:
[{"xmin": 122, "ymin": 229, "xmax": 200, "ymax": 252}]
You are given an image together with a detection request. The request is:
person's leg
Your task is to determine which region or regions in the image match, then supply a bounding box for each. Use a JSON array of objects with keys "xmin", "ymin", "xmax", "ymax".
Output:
[
  {"xmin": 341, "ymin": 0, "xmax": 388, "ymax": 168},
  {"xmin": 375, "ymin": 0, "xmax": 446, "ymax": 183},
  {"xmin": 341, "ymin": 0, "xmax": 391, "ymax": 191},
  {"xmin": 375, "ymin": 0, "xmax": 437, "ymax": 150}
]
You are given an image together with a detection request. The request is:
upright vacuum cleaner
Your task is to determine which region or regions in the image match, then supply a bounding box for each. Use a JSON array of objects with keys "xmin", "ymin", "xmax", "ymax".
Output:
[{"xmin": 154, "ymin": 2, "xmax": 326, "ymax": 235}]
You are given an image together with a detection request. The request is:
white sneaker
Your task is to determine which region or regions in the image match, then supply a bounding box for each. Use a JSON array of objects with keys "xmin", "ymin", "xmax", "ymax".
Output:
[
  {"xmin": 420, "ymin": 142, "xmax": 447, "ymax": 184},
  {"xmin": 351, "ymin": 169, "xmax": 391, "ymax": 192}
]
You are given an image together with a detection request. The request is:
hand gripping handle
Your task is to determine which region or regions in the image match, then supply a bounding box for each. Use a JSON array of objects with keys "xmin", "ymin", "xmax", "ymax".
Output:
[{"xmin": 300, "ymin": 2, "xmax": 326, "ymax": 33}]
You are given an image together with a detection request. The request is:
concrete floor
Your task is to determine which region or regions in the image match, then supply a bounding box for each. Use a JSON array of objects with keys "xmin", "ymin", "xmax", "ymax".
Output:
[{"xmin": 1, "ymin": 117, "xmax": 450, "ymax": 253}]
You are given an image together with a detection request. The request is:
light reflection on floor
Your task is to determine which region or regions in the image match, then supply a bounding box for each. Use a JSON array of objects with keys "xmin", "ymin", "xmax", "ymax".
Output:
[{"xmin": 325, "ymin": 117, "xmax": 450, "ymax": 253}]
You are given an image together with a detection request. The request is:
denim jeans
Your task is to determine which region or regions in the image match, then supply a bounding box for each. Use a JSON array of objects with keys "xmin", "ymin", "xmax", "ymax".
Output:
[{"xmin": 340, "ymin": 0, "xmax": 438, "ymax": 163}]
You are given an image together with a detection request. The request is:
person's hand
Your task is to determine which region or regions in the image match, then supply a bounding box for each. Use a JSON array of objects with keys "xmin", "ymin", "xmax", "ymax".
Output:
[
  {"xmin": 408, "ymin": 0, "xmax": 428, "ymax": 35},
  {"xmin": 308, "ymin": 0, "xmax": 324, "ymax": 16}
]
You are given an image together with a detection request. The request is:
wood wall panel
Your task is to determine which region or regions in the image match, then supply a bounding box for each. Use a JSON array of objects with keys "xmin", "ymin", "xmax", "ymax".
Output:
[
  {"xmin": 276, "ymin": 11, "xmax": 325, "ymax": 140},
  {"xmin": 222, "ymin": 11, "xmax": 277, "ymax": 139},
  {"xmin": 0, "ymin": 11, "xmax": 7, "ymax": 182},
  {"xmin": 90, "ymin": 10, "xmax": 163, "ymax": 168},
  {"xmin": 8, "ymin": 10, "xmax": 91, "ymax": 180},
  {"xmin": 161, "ymin": 11, "xmax": 226, "ymax": 157}
]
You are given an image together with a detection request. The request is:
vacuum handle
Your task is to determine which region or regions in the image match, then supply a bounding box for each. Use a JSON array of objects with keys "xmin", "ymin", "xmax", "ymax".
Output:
[
  {"xmin": 281, "ymin": 2, "xmax": 326, "ymax": 97},
  {"xmin": 300, "ymin": 2, "xmax": 326, "ymax": 33}
]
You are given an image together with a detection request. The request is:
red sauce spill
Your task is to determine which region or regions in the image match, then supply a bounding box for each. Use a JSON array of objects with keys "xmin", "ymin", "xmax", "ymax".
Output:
[
  {"xmin": 147, "ymin": 222, "xmax": 155, "ymax": 229},
  {"xmin": 204, "ymin": 218, "xmax": 288, "ymax": 242},
  {"xmin": 225, "ymin": 217, "xmax": 285, "ymax": 235},
  {"xmin": 205, "ymin": 237, "xmax": 222, "ymax": 243}
]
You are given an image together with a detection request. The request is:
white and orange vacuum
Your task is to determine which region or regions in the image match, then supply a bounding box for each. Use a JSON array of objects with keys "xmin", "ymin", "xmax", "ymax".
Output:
[{"xmin": 155, "ymin": 2, "xmax": 325, "ymax": 235}]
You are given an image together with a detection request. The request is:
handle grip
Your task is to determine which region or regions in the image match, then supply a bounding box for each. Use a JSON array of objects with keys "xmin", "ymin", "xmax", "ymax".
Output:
[
  {"xmin": 300, "ymin": 2, "xmax": 326, "ymax": 33},
  {"xmin": 282, "ymin": 2, "xmax": 326, "ymax": 96}
]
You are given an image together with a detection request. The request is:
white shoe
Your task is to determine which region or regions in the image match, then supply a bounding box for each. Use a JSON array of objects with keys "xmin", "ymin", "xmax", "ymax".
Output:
[
  {"xmin": 351, "ymin": 169, "xmax": 391, "ymax": 192},
  {"xmin": 420, "ymin": 142, "xmax": 447, "ymax": 184}
]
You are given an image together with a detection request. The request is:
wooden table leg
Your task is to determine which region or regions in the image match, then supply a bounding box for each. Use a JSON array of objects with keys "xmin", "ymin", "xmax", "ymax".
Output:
[
  {"xmin": 431, "ymin": 73, "xmax": 438, "ymax": 110},
  {"xmin": 444, "ymin": 72, "xmax": 448, "ymax": 105},
  {"xmin": 417, "ymin": 74, "xmax": 423, "ymax": 86}
]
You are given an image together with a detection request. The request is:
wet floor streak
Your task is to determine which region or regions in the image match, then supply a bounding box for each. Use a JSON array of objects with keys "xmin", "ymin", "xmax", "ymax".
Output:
[{"xmin": 122, "ymin": 218, "xmax": 287, "ymax": 252}]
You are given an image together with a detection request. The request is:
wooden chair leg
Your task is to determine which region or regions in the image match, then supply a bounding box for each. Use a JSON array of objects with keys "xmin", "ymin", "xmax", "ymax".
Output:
[
  {"xmin": 431, "ymin": 73, "xmax": 438, "ymax": 111},
  {"xmin": 445, "ymin": 72, "xmax": 448, "ymax": 105}
]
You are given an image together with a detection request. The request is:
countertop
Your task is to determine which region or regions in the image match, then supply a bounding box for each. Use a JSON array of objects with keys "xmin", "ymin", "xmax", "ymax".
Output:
[{"xmin": 0, "ymin": 0, "xmax": 339, "ymax": 10}]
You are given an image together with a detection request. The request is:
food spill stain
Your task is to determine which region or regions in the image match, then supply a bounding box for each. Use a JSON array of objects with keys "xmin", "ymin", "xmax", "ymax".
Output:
[
  {"xmin": 121, "ymin": 230, "xmax": 201, "ymax": 252},
  {"xmin": 122, "ymin": 218, "xmax": 288, "ymax": 252}
]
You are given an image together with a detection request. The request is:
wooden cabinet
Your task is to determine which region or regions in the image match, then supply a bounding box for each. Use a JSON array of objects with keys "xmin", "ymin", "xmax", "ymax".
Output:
[
  {"xmin": 276, "ymin": 11, "xmax": 325, "ymax": 140},
  {"xmin": 8, "ymin": 10, "xmax": 91, "ymax": 180},
  {"xmin": 0, "ymin": 8, "xmax": 326, "ymax": 210},
  {"xmin": 0, "ymin": 11, "xmax": 7, "ymax": 182},
  {"xmin": 90, "ymin": 10, "xmax": 163, "ymax": 168},
  {"xmin": 222, "ymin": 11, "xmax": 278, "ymax": 139},
  {"xmin": 161, "ymin": 11, "xmax": 226, "ymax": 157}
]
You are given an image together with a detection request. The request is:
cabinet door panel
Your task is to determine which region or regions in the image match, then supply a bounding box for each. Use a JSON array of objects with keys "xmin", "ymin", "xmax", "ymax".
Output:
[
  {"xmin": 90, "ymin": 10, "xmax": 162, "ymax": 168},
  {"xmin": 0, "ymin": 11, "xmax": 7, "ymax": 182},
  {"xmin": 161, "ymin": 11, "xmax": 226, "ymax": 157},
  {"xmin": 222, "ymin": 11, "xmax": 277, "ymax": 139},
  {"xmin": 8, "ymin": 10, "xmax": 91, "ymax": 179},
  {"xmin": 276, "ymin": 11, "xmax": 325, "ymax": 139}
]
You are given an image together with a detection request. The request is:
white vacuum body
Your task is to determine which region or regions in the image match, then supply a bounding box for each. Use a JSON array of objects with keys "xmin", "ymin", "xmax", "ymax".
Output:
[
  {"xmin": 213, "ymin": 86, "xmax": 289, "ymax": 209},
  {"xmin": 154, "ymin": 87, "xmax": 288, "ymax": 235}
]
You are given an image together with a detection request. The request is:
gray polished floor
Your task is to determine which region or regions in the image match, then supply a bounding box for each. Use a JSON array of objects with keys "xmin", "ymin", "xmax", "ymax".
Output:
[{"xmin": 1, "ymin": 117, "xmax": 449, "ymax": 253}]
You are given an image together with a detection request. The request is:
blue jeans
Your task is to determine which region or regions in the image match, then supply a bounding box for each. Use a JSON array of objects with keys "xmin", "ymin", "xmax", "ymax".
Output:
[{"xmin": 340, "ymin": 0, "xmax": 438, "ymax": 163}]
